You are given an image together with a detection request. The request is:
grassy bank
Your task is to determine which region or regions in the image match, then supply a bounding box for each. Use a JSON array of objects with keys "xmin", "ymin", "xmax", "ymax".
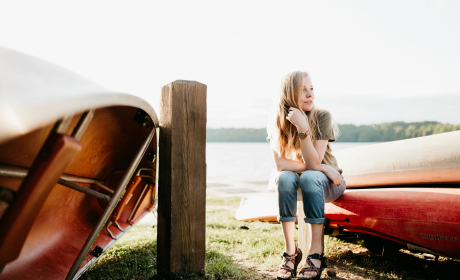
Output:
[{"xmin": 81, "ymin": 196, "xmax": 460, "ymax": 279}]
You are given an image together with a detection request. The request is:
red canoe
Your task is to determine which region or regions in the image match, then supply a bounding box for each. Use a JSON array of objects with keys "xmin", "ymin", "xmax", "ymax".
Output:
[{"xmin": 325, "ymin": 187, "xmax": 460, "ymax": 258}]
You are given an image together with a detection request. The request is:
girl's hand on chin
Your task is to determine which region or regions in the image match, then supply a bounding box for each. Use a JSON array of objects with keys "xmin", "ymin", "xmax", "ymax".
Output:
[{"xmin": 286, "ymin": 107, "xmax": 309, "ymax": 131}]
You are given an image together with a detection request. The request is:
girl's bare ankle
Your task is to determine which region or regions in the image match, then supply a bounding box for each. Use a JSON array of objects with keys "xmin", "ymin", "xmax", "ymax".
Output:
[
  {"xmin": 309, "ymin": 245, "xmax": 322, "ymax": 254},
  {"xmin": 285, "ymin": 244, "xmax": 296, "ymax": 255}
]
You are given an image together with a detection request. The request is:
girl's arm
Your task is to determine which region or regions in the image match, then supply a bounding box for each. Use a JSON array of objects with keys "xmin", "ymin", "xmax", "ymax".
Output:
[
  {"xmin": 317, "ymin": 163, "xmax": 343, "ymax": 186},
  {"xmin": 271, "ymin": 141, "xmax": 342, "ymax": 186},
  {"xmin": 281, "ymin": 108, "xmax": 343, "ymax": 185},
  {"xmin": 270, "ymin": 140, "xmax": 307, "ymax": 172},
  {"xmin": 299, "ymin": 137, "xmax": 327, "ymax": 171},
  {"xmin": 286, "ymin": 107, "xmax": 327, "ymax": 171}
]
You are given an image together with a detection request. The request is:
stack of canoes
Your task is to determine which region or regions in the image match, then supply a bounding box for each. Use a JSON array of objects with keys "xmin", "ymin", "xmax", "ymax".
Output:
[{"xmin": 236, "ymin": 131, "xmax": 460, "ymax": 258}]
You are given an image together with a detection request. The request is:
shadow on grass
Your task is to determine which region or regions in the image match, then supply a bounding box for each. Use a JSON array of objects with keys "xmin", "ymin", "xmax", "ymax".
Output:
[
  {"xmin": 326, "ymin": 235, "xmax": 460, "ymax": 280},
  {"xmin": 81, "ymin": 239, "xmax": 248, "ymax": 280},
  {"xmin": 81, "ymin": 239, "xmax": 158, "ymax": 280}
]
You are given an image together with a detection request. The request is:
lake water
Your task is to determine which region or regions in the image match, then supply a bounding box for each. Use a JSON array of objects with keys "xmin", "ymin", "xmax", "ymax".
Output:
[{"xmin": 206, "ymin": 142, "xmax": 378, "ymax": 181}]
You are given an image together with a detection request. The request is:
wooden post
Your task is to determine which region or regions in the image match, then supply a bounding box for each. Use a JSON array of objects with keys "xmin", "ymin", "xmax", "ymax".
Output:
[{"xmin": 157, "ymin": 80, "xmax": 207, "ymax": 275}]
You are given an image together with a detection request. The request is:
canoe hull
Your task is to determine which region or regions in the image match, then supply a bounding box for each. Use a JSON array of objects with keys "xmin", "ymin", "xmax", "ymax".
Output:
[
  {"xmin": 235, "ymin": 187, "xmax": 460, "ymax": 258},
  {"xmin": 326, "ymin": 187, "xmax": 460, "ymax": 258},
  {"xmin": 335, "ymin": 131, "xmax": 460, "ymax": 187}
]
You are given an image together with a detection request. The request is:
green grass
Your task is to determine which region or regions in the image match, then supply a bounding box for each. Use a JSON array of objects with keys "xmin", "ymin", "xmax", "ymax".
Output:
[
  {"xmin": 80, "ymin": 224, "xmax": 157, "ymax": 279},
  {"xmin": 82, "ymin": 196, "xmax": 460, "ymax": 280},
  {"xmin": 82, "ymin": 196, "xmax": 263, "ymax": 280},
  {"xmin": 205, "ymin": 201, "xmax": 287, "ymax": 277},
  {"xmin": 205, "ymin": 196, "xmax": 242, "ymax": 206}
]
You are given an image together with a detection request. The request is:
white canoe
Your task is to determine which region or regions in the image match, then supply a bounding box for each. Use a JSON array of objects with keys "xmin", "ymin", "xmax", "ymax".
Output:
[{"xmin": 335, "ymin": 131, "xmax": 460, "ymax": 187}]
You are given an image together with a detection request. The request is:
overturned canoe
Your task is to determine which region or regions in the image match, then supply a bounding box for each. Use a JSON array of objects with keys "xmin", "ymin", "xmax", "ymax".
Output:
[
  {"xmin": 235, "ymin": 193, "xmax": 279, "ymax": 223},
  {"xmin": 335, "ymin": 131, "xmax": 460, "ymax": 187},
  {"xmin": 325, "ymin": 187, "xmax": 460, "ymax": 258},
  {"xmin": 235, "ymin": 186, "xmax": 460, "ymax": 258},
  {"xmin": 0, "ymin": 47, "xmax": 158, "ymax": 279}
]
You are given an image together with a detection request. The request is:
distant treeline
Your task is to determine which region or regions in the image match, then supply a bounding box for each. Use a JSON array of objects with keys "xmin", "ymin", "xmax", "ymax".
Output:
[{"xmin": 207, "ymin": 121, "xmax": 460, "ymax": 142}]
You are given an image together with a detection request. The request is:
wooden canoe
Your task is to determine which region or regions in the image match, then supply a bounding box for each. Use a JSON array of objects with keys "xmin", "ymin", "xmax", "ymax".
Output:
[{"xmin": 0, "ymin": 47, "xmax": 158, "ymax": 279}]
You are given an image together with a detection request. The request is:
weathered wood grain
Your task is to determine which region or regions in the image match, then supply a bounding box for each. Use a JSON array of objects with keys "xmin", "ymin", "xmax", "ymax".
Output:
[{"xmin": 157, "ymin": 80, "xmax": 207, "ymax": 274}]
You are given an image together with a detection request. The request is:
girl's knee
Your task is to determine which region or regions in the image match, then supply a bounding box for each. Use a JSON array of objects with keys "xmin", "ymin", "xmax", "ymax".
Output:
[
  {"xmin": 299, "ymin": 171, "xmax": 324, "ymax": 192},
  {"xmin": 277, "ymin": 171, "xmax": 298, "ymax": 192}
]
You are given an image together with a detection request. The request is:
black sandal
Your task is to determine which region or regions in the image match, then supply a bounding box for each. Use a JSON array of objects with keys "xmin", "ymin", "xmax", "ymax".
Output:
[
  {"xmin": 297, "ymin": 249, "xmax": 327, "ymax": 280},
  {"xmin": 277, "ymin": 244, "xmax": 303, "ymax": 279}
]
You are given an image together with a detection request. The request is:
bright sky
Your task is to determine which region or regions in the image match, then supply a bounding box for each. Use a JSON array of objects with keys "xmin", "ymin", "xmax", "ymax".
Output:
[{"xmin": 1, "ymin": 0, "xmax": 459, "ymax": 127}]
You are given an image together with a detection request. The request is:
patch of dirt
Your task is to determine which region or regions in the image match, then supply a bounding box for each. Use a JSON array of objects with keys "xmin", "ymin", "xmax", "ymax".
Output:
[
  {"xmin": 229, "ymin": 238, "xmax": 460, "ymax": 280},
  {"xmin": 322, "ymin": 240, "xmax": 460, "ymax": 280}
]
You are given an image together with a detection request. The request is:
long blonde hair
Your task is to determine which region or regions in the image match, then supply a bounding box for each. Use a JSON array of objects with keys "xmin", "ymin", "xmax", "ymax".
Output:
[{"xmin": 268, "ymin": 71, "xmax": 323, "ymax": 160}]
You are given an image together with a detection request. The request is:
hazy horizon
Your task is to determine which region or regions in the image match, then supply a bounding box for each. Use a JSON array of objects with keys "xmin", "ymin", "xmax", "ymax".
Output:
[
  {"xmin": 206, "ymin": 108, "xmax": 460, "ymax": 129},
  {"xmin": 1, "ymin": 1, "xmax": 459, "ymax": 128}
]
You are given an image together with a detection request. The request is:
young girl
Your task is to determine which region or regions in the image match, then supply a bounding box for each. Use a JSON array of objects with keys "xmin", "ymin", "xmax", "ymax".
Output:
[{"xmin": 267, "ymin": 71, "xmax": 346, "ymax": 279}]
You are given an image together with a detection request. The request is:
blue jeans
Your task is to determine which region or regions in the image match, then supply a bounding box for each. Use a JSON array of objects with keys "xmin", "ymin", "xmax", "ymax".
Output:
[{"xmin": 276, "ymin": 170, "xmax": 346, "ymax": 224}]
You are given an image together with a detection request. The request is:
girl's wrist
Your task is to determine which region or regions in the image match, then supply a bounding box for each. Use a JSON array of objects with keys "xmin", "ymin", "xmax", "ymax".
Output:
[
  {"xmin": 297, "ymin": 124, "xmax": 309, "ymax": 132},
  {"xmin": 317, "ymin": 164, "xmax": 325, "ymax": 172}
]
